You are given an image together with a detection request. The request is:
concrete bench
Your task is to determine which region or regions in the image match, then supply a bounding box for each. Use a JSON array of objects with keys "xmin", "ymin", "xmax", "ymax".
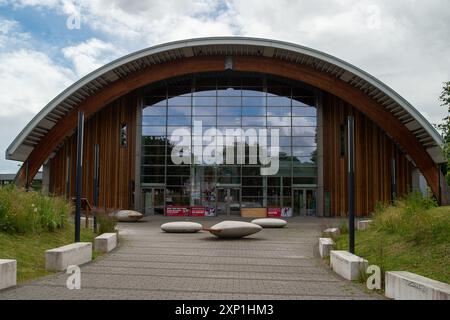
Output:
[
  {"xmin": 319, "ymin": 238, "xmax": 335, "ymax": 258},
  {"xmin": 330, "ymin": 250, "xmax": 368, "ymax": 281},
  {"xmin": 357, "ymin": 220, "xmax": 373, "ymax": 231},
  {"xmin": 94, "ymin": 233, "xmax": 117, "ymax": 253},
  {"xmin": 45, "ymin": 242, "xmax": 92, "ymax": 271},
  {"xmin": 385, "ymin": 271, "xmax": 450, "ymax": 300},
  {"xmin": 0, "ymin": 259, "xmax": 16, "ymax": 290},
  {"xmin": 323, "ymin": 227, "xmax": 340, "ymax": 237}
]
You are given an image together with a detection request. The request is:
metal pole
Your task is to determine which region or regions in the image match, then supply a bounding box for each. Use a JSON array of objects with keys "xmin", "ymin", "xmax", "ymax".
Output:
[
  {"xmin": 347, "ymin": 116, "xmax": 355, "ymax": 254},
  {"xmin": 75, "ymin": 111, "xmax": 84, "ymax": 242},
  {"xmin": 93, "ymin": 144, "xmax": 100, "ymax": 232}
]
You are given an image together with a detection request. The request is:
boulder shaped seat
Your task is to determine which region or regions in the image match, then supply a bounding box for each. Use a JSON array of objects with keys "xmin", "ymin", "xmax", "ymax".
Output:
[
  {"xmin": 207, "ymin": 221, "xmax": 262, "ymax": 238},
  {"xmin": 251, "ymin": 218, "xmax": 287, "ymax": 228},
  {"xmin": 114, "ymin": 210, "xmax": 143, "ymax": 222},
  {"xmin": 161, "ymin": 222, "xmax": 203, "ymax": 233}
]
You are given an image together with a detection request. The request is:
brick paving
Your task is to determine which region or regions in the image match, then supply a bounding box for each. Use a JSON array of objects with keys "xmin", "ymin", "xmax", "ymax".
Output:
[{"xmin": 0, "ymin": 216, "xmax": 381, "ymax": 300}]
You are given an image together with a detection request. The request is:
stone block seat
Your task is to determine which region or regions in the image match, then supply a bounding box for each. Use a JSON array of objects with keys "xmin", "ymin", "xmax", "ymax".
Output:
[{"xmin": 45, "ymin": 242, "xmax": 92, "ymax": 271}]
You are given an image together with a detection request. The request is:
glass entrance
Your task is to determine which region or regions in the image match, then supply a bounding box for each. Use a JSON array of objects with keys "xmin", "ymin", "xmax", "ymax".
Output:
[
  {"xmin": 142, "ymin": 188, "xmax": 165, "ymax": 215},
  {"xmin": 217, "ymin": 188, "xmax": 241, "ymax": 215},
  {"xmin": 293, "ymin": 189, "xmax": 317, "ymax": 216}
]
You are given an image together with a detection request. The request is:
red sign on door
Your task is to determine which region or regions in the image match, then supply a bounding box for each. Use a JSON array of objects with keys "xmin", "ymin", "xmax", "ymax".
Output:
[
  {"xmin": 267, "ymin": 207, "xmax": 282, "ymax": 217},
  {"xmin": 165, "ymin": 206, "xmax": 190, "ymax": 216},
  {"xmin": 190, "ymin": 206, "xmax": 205, "ymax": 217}
]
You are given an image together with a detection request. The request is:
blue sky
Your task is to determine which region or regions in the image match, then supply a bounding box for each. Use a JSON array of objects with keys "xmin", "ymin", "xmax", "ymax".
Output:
[{"xmin": 0, "ymin": 0, "xmax": 449, "ymax": 173}]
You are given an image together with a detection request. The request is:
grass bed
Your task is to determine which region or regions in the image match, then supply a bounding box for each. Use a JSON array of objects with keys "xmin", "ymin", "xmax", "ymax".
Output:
[
  {"xmin": 0, "ymin": 225, "xmax": 98, "ymax": 283},
  {"xmin": 335, "ymin": 193, "xmax": 450, "ymax": 284}
]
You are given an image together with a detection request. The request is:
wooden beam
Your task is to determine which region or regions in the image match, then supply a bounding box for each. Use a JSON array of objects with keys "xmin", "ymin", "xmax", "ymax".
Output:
[{"xmin": 15, "ymin": 55, "xmax": 440, "ymax": 199}]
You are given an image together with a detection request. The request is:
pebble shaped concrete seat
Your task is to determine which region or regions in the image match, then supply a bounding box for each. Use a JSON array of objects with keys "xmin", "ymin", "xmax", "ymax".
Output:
[
  {"xmin": 207, "ymin": 221, "xmax": 262, "ymax": 238},
  {"xmin": 114, "ymin": 210, "xmax": 143, "ymax": 222},
  {"xmin": 251, "ymin": 218, "xmax": 287, "ymax": 228},
  {"xmin": 161, "ymin": 221, "xmax": 203, "ymax": 233}
]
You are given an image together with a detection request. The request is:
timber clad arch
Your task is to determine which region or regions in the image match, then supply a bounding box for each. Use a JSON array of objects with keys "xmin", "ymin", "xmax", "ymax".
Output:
[
  {"xmin": 6, "ymin": 37, "xmax": 447, "ymax": 216},
  {"xmin": 322, "ymin": 92, "xmax": 413, "ymax": 216},
  {"xmin": 49, "ymin": 93, "xmax": 137, "ymax": 209}
]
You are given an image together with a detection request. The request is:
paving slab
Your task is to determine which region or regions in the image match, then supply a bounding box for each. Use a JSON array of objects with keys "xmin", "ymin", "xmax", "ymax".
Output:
[{"xmin": 0, "ymin": 216, "xmax": 381, "ymax": 300}]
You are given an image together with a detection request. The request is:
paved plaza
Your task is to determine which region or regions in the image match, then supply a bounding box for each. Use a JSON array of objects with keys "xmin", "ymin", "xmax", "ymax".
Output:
[{"xmin": 0, "ymin": 217, "xmax": 381, "ymax": 299}]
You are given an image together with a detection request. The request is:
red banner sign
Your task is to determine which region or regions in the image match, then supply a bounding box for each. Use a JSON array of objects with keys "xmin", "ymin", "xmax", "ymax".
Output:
[
  {"xmin": 165, "ymin": 206, "xmax": 190, "ymax": 216},
  {"xmin": 190, "ymin": 206, "xmax": 205, "ymax": 217},
  {"xmin": 267, "ymin": 207, "xmax": 281, "ymax": 217}
]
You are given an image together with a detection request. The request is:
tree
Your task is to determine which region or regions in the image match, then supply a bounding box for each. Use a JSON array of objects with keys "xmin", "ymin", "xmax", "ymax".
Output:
[{"xmin": 437, "ymin": 81, "xmax": 450, "ymax": 185}]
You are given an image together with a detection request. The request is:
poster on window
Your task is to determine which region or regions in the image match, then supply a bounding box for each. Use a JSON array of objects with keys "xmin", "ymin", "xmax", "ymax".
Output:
[
  {"xmin": 205, "ymin": 206, "xmax": 216, "ymax": 217},
  {"xmin": 165, "ymin": 206, "xmax": 190, "ymax": 216},
  {"xmin": 281, "ymin": 207, "xmax": 293, "ymax": 217},
  {"xmin": 267, "ymin": 207, "xmax": 282, "ymax": 217},
  {"xmin": 190, "ymin": 206, "xmax": 205, "ymax": 217}
]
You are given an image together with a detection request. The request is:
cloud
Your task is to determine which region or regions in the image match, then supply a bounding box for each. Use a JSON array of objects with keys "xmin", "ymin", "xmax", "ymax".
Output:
[
  {"xmin": 0, "ymin": 49, "xmax": 75, "ymax": 116},
  {"xmin": 0, "ymin": 0, "xmax": 449, "ymax": 174},
  {"xmin": 62, "ymin": 38, "xmax": 120, "ymax": 77}
]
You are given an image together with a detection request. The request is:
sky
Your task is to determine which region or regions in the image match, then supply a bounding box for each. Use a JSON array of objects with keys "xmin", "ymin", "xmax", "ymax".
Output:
[{"xmin": 0, "ymin": 0, "xmax": 449, "ymax": 173}]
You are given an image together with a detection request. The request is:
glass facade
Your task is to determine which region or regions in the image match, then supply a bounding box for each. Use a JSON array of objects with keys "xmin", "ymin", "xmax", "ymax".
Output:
[{"xmin": 140, "ymin": 73, "xmax": 318, "ymax": 216}]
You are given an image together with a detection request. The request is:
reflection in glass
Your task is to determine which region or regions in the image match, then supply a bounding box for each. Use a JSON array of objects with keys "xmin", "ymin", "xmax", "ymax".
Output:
[{"xmin": 141, "ymin": 73, "xmax": 318, "ymax": 214}]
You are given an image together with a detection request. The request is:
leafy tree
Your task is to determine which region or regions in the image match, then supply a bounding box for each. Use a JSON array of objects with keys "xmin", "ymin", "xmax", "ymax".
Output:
[{"xmin": 437, "ymin": 81, "xmax": 450, "ymax": 185}]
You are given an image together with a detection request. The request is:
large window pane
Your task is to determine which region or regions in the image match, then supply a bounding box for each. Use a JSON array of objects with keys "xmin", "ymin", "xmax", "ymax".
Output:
[
  {"xmin": 242, "ymin": 117, "xmax": 265, "ymax": 126},
  {"xmin": 242, "ymin": 107, "xmax": 266, "ymax": 116},
  {"xmin": 218, "ymin": 116, "xmax": 240, "ymax": 126},
  {"xmin": 168, "ymin": 116, "xmax": 191, "ymax": 126},
  {"xmin": 193, "ymin": 96, "xmax": 216, "ymax": 106},
  {"xmin": 143, "ymin": 105, "xmax": 166, "ymax": 116},
  {"xmin": 141, "ymin": 166, "xmax": 165, "ymax": 176},
  {"xmin": 141, "ymin": 156, "xmax": 165, "ymax": 165},
  {"xmin": 267, "ymin": 107, "xmax": 291, "ymax": 116},
  {"xmin": 267, "ymin": 96, "xmax": 291, "ymax": 106},
  {"xmin": 218, "ymin": 96, "xmax": 241, "ymax": 107},
  {"xmin": 218, "ymin": 107, "xmax": 241, "ymax": 116},
  {"xmin": 142, "ymin": 116, "xmax": 166, "ymax": 126},
  {"xmin": 193, "ymin": 106, "xmax": 216, "ymax": 116},
  {"xmin": 142, "ymin": 145, "xmax": 166, "ymax": 156},
  {"xmin": 142, "ymin": 126, "xmax": 166, "ymax": 136},
  {"xmin": 141, "ymin": 176, "xmax": 165, "ymax": 184},
  {"xmin": 293, "ymin": 117, "xmax": 317, "ymax": 126},
  {"xmin": 292, "ymin": 127, "xmax": 316, "ymax": 136},
  {"xmin": 167, "ymin": 96, "xmax": 190, "ymax": 106},
  {"xmin": 292, "ymin": 137, "xmax": 316, "ymax": 147},
  {"xmin": 293, "ymin": 147, "xmax": 317, "ymax": 157},
  {"xmin": 168, "ymin": 106, "xmax": 190, "ymax": 116},
  {"xmin": 193, "ymin": 116, "xmax": 216, "ymax": 126},
  {"xmin": 242, "ymin": 96, "xmax": 265, "ymax": 107},
  {"xmin": 292, "ymin": 107, "xmax": 316, "ymax": 116},
  {"xmin": 267, "ymin": 117, "xmax": 291, "ymax": 126}
]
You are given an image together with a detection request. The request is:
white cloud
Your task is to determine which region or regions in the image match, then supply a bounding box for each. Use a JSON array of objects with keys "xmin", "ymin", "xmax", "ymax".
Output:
[
  {"xmin": 0, "ymin": 0, "xmax": 449, "ymax": 174},
  {"xmin": 62, "ymin": 38, "xmax": 120, "ymax": 77},
  {"xmin": 0, "ymin": 49, "xmax": 74, "ymax": 116}
]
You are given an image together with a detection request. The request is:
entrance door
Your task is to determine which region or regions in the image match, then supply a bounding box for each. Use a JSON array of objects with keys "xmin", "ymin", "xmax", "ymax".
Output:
[
  {"xmin": 293, "ymin": 189, "xmax": 317, "ymax": 216},
  {"xmin": 217, "ymin": 188, "xmax": 241, "ymax": 215},
  {"xmin": 143, "ymin": 188, "xmax": 165, "ymax": 215}
]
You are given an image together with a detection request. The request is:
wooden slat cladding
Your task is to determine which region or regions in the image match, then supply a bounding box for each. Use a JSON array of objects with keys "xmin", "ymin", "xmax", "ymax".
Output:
[
  {"xmin": 323, "ymin": 92, "xmax": 413, "ymax": 217},
  {"xmin": 49, "ymin": 92, "xmax": 137, "ymax": 210}
]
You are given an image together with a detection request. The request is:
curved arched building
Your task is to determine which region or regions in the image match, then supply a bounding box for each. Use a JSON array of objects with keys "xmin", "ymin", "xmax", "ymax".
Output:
[{"xmin": 6, "ymin": 37, "xmax": 448, "ymax": 217}]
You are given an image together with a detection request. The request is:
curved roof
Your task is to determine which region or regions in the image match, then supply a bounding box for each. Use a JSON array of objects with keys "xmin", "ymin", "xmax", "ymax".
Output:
[{"xmin": 6, "ymin": 37, "xmax": 445, "ymax": 164}]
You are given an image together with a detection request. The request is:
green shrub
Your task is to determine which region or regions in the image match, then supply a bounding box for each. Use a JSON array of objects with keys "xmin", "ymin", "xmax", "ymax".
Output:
[
  {"xmin": 0, "ymin": 185, "xmax": 71, "ymax": 234},
  {"xmin": 372, "ymin": 191, "xmax": 445, "ymax": 245},
  {"xmin": 92, "ymin": 207, "xmax": 117, "ymax": 234}
]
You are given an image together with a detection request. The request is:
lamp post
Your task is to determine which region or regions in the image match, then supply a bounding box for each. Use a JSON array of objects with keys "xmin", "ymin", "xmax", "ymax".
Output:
[
  {"xmin": 347, "ymin": 115, "xmax": 355, "ymax": 254},
  {"xmin": 75, "ymin": 111, "xmax": 84, "ymax": 242},
  {"xmin": 93, "ymin": 144, "xmax": 100, "ymax": 233}
]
